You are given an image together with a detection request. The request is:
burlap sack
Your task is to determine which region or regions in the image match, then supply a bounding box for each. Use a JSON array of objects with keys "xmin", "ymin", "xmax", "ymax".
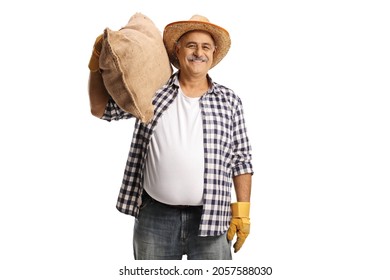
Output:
[{"xmin": 99, "ymin": 13, "xmax": 172, "ymax": 123}]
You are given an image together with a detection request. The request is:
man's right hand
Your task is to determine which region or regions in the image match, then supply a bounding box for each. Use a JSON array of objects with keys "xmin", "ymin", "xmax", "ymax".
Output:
[{"xmin": 88, "ymin": 34, "xmax": 103, "ymax": 72}]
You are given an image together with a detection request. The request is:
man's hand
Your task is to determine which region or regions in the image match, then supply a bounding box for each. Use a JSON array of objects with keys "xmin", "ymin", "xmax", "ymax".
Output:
[
  {"xmin": 227, "ymin": 202, "xmax": 250, "ymax": 253},
  {"xmin": 88, "ymin": 34, "xmax": 103, "ymax": 72}
]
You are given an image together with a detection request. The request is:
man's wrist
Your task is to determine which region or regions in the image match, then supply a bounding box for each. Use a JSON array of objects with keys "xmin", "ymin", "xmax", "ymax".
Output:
[{"xmin": 231, "ymin": 202, "xmax": 250, "ymax": 217}]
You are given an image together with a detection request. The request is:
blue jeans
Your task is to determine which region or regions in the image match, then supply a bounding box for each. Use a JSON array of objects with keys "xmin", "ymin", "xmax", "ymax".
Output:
[{"xmin": 133, "ymin": 192, "xmax": 232, "ymax": 260}]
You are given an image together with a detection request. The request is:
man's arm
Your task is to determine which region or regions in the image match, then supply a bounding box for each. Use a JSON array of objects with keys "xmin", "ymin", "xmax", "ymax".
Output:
[
  {"xmin": 88, "ymin": 71, "xmax": 110, "ymax": 118},
  {"xmin": 233, "ymin": 173, "xmax": 252, "ymax": 202},
  {"xmin": 228, "ymin": 173, "xmax": 252, "ymax": 253},
  {"xmin": 87, "ymin": 33, "xmax": 110, "ymax": 118}
]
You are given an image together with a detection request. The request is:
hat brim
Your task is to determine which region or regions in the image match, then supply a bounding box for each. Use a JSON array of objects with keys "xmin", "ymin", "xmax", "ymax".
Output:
[{"xmin": 163, "ymin": 20, "xmax": 231, "ymax": 69}]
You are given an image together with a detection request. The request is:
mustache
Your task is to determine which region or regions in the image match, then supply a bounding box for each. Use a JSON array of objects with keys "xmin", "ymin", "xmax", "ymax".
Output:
[{"xmin": 187, "ymin": 55, "xmax": 208, "ymax": 62}]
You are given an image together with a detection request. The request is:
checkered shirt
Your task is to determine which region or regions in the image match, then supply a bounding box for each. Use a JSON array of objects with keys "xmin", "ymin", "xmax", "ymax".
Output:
[{"xmin": 102, "ymin": 72, "xmax": 253, "ymax": 236}]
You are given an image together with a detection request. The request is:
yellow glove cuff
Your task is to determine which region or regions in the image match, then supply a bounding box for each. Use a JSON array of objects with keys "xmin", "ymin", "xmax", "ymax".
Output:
[
  {"xmin": 231, "ymin": 202, "xmax": 250, "ymax": 218},
  {"xmin": 88, "ymin": 34, "xmax": 104, "ymax": 72}
]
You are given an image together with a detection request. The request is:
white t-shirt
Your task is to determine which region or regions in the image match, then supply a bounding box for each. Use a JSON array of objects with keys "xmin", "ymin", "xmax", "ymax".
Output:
[{"xmin": 143, "ymin": 88, "xmax": 204, "ymax": 205}]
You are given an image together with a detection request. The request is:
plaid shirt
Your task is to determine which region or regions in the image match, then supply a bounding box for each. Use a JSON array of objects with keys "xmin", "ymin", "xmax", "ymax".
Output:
[{"xmin": 102, "ymin": 72, "xmax": 253, "ymax": 236}]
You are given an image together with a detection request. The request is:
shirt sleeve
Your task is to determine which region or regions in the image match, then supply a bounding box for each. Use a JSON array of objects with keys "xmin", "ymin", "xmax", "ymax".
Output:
[
  {"xmin": 231, "ymin": 97, "xmax": 254, "ymax": 177},
  {"xmin": 101, "ymin": 97, "xmax": 134, "ymax": 121}
]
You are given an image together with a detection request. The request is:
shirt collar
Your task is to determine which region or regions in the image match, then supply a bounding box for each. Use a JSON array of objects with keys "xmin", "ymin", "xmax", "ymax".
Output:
[{"xmin": 170, "ymin": 71, "xmax": 222, "ymax": 96}]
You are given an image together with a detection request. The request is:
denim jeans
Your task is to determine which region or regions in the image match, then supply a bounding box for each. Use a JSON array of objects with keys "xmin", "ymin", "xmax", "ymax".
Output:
[{"xmin": 133, "ymin": 192, "xmax": 232, "ymax": 260}]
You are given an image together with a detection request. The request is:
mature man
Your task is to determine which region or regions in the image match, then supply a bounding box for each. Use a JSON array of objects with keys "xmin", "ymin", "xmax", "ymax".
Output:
[{"xmin": 88, "ymin": 15, "xmax": 253, "ymax": 260}]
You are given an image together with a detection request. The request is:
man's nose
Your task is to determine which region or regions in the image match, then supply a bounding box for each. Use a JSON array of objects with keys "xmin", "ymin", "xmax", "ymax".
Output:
[{"xmin": 193, "ymin": 47, "xmax": 201, "ymax": 56}]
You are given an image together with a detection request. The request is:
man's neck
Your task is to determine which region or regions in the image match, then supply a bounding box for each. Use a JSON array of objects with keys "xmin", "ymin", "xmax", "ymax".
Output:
[{"xmin": 178, "ymin": 73, "xmax": 209, "ymax": 98}]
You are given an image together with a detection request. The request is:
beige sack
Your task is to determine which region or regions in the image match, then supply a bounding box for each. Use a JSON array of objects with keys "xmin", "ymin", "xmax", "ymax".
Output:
[{"xmin": 99, "ymin": 13, "xmax": 172, "ymax": 123}]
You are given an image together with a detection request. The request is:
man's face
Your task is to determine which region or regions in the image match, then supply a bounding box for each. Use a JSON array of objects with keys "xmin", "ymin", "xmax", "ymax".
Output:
[{"xmin": 175, "ymin": 30, "xmax": 216, "ymax": 75}]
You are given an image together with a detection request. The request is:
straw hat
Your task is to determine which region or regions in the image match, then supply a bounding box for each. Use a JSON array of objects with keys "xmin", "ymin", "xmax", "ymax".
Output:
[{"xmin": 163, "ymin": 15, "xmax": 231, "ymax": 69}]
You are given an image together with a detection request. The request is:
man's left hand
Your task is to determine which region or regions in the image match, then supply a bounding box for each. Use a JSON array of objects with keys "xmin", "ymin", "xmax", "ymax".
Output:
[{"xmin": 227, "ymin": 202, "xmax": 250, "ymax": 253}]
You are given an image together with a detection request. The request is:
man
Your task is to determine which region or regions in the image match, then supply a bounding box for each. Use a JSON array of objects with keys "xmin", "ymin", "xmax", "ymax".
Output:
[{"xmin": 88, "ymin": 15, "xmax": 253, "ymax": 260}]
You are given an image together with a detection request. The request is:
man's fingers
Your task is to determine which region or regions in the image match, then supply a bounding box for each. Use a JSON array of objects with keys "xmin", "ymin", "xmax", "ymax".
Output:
[
  {"xmin": 227, "ymin": 223, "xmax": 237, "ymax": 241},
  {"xmin": 233, "ymin": 235, "xmax": 245, "ymax": 253},
  {"xmin": 233, "ymin": 228, "xmax": 250, "ymax": 252}
]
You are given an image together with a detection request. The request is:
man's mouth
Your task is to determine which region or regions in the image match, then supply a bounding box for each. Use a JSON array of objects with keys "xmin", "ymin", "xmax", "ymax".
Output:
[{"xmin": 187, "ymin": 55, "xmax": 208, "ymax": 62}]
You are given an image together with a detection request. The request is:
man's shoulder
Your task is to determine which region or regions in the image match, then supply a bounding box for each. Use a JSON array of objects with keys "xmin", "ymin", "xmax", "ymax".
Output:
[
  {"xmin": 211, "ymin": 81, "xmax": 241, "ymax": 102},
  {"xmin": 152, "ymin": 75, "xmax": 178, "ymax": 107}
]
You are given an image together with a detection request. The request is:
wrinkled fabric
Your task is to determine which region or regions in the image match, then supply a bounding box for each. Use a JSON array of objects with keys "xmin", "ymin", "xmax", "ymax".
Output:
[{"xmin": 99, "ymin": 13, "xmax": 172, "ymax": 123}]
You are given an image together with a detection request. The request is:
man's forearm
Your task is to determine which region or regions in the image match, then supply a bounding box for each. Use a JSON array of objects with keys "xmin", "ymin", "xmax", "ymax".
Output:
[
  {"xmin": 88, "ymin": 71, "xmax": 110, "ymax": 118},
  {"xmin": 233, "ymin": 173, "xmax": 252, "ymax": 202}
]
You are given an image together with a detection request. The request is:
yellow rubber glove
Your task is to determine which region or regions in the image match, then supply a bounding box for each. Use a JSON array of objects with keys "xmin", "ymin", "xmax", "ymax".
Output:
[
  {"xmin": 88, "ymin": 34, "xmax": 103, "ymax": 72},
  {"xmin": 227, "ymin": 202, "xmax": 250, "ymax": 253}
]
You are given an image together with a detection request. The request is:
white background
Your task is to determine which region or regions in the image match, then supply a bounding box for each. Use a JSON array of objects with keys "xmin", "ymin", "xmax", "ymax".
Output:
[{"xmin": 1, "ymin": 0, "xmax": 389, "ymax": 279}]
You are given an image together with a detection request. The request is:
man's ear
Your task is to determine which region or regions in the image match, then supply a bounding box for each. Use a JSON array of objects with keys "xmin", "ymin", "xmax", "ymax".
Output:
[
  {"xmin": 174, "ymin": 42, "xmax": 180, "ymax": 56},
  {"xmin": 173, "ymin": 43, "xmax": 181, "ymax": 68}
]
